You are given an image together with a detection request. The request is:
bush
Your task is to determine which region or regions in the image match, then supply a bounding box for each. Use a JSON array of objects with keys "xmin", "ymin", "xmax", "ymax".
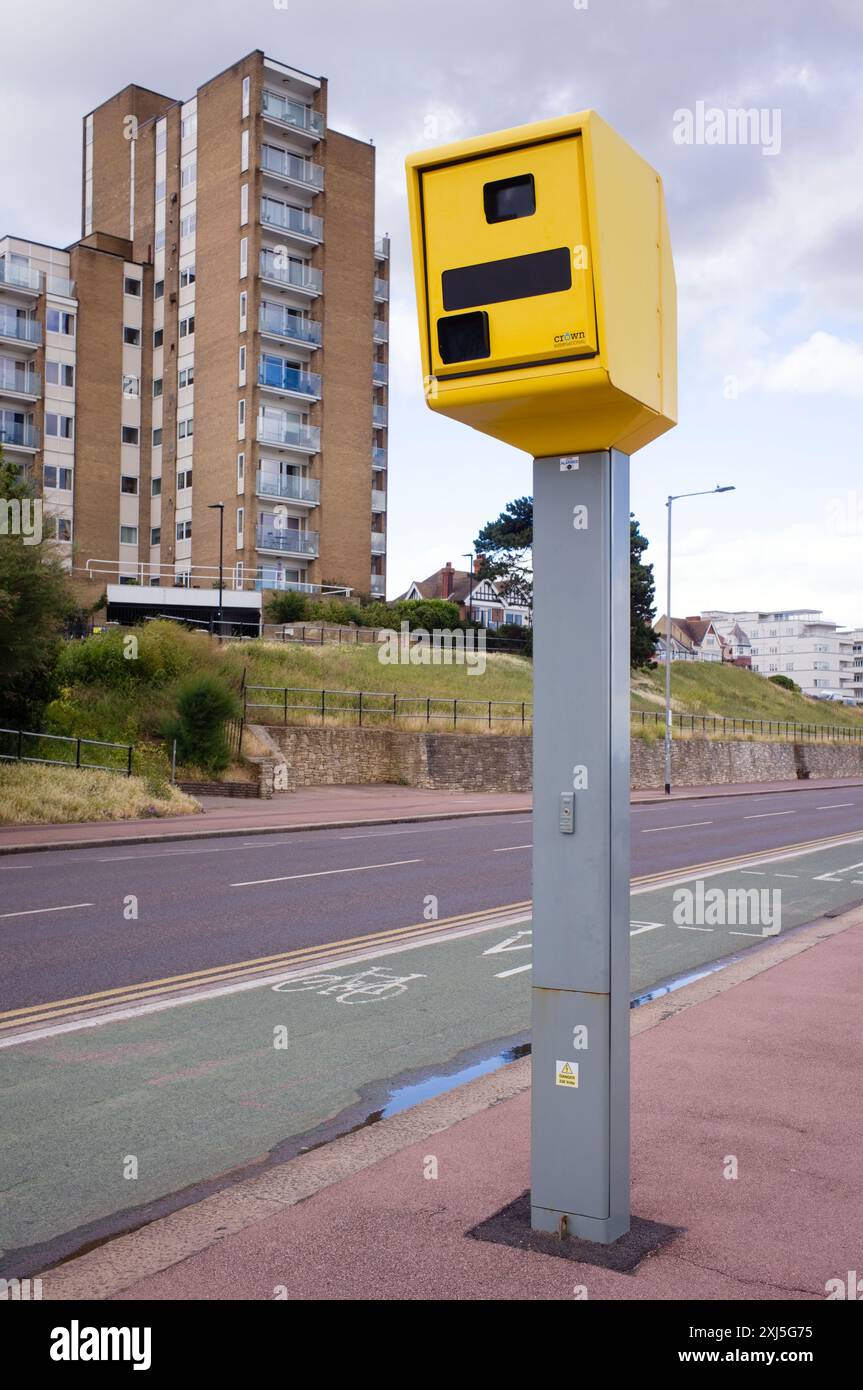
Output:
[
  {"xmin": 57, "ymin": 620, "xmax": 197, "ymax": 690},
  {"xmin": 768, "ymin": 673, "xmax": 800, "ymax": 693},
  {"xmin": 305, "ymin": 597, "xmax": 366, "ymax": 627},
  {"xmin": 266, "ymin": 590, "xmax": 309, "ymax": 623},
  {"xmin": 391, "ymin": 598, "xmax": 462, "ymax": 631},
  {"xmin": 162, "ymin": 674, "xmax": 240, "ymax": 774}
]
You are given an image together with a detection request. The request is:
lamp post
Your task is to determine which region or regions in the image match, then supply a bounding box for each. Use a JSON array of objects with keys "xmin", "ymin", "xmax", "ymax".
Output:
[
  {"xmin": 462, "ymin": 551, "xmax": 474, "ymax": 627},
  {"xmin": 664, "ymin": 486, "xmax": 736, "ymax": 794},
  {"xmin": 208, "ymin": 502, "xmax": 225, "ymax": 637}
]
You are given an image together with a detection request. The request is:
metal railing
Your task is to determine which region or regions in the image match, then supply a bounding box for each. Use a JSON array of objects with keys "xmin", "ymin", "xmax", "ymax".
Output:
[
  {"xmin": 261, "ymin": 200, "xmax": 323, "ymax": 241},
  {"xmin": 261, "ymin": 90, "xmax": 325, "ymax": 137},
  {"xmin": 258, "ymin": 359, "xmax": 321, "ymax": 397},
  {"xmin": 256, "ymin": 470, "xmax": 320, "ymax": 503},
  {"xmin": 374, "ymin": 277, "xmax": 389, "ymax": 301},
  {"xmin": 261, "ymin": 145, "xmax": 324, "ymax": 189},
  {"xmin": 259, "ymin": 254, "xmax": 323, "ymax": 294},
  {"xmin": 0, "ymin": 315, "xmax": 41, "ymax": 344},
  {"xmin": 257, "ymin": 416, "xmax": 321, "ymax": 451},
  {"xmin": 259, "ymin": 304, "xmax": 322, "ymax": 344},
  {"xmin": 256, "ymin": 525, "xmax": 320, "ymax": 556},
  {"xmin": 0, "ymin": 365, "xmax": 39, "ymax": 395},
  {"xmin": 633, "ymin": 710, "xmax": 863, "ymax": 742},
  {"xmin": 0, "ymin": 727, "xmax": 134, "ymax": 774},
  {"xmin": 242, "ymin": 689, "xmax": 863, "ymax": 741}
]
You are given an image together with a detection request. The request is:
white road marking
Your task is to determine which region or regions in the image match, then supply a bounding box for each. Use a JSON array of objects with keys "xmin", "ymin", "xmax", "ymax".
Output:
[
  {"xmin": 744, "ymin": 811, "xmax": 796, "ymax": 820},
  {"xmin": 815, "ymin": 858, "xmax": 863, "ymax": 879},
  {"xmin": 0, "ymin": 902, "xmax": 94, "ymax": 920},
  {"xmin": 630, "ymin": 921, "xmax": 664, "ymax": 935},
  {"xmin": 495, "ymin": 962, "xmax": 532, "ymax": 978},
  {"xmin": 641, "ymin": 821, "xmax": 713, "ymax": 833},
  {"xmin": 231, "ymin": 858, "xmax": 422, "ymax": 888},
  {"xmin": 816, "ymin": 803, "xmax": 855, "ymax": 810},
  {"xmin": 774, "ymin": 873, "xmax": 799, "ymax": 878},
  {"xmin": 676, "ymin": 924, "xmax": 714, "ymax": 932},
  {"xmin": 740, "ymin": 870, "xmax": 766, "ymax": 876},
  {"xmin": 0, "ymin": 864, "xmax": 33, "ymax": 870},
  {"xmin": 493, "ymin": 844, "xmax": 532, "ymax": 853}
]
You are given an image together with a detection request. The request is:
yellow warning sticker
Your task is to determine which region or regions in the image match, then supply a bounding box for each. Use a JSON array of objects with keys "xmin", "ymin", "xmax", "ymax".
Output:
[{"xmin": 556, "ymin": 1060, "xmax": 579, "ymax": 1088}]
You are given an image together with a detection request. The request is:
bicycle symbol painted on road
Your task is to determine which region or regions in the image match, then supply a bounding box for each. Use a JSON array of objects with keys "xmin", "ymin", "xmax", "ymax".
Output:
[{"xmin": 272, "ymin": 964, "xmax": 427, "ymax": 1005}]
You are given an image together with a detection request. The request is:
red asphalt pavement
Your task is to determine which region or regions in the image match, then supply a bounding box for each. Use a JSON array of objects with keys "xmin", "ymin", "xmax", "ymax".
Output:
[
  {"xmin": 105, "ymin": 915, "xmax": 863, "ymax": 1301},
  {"xmin": 4, "ymin": 775, "xmax": 863, "ymax": 853}
]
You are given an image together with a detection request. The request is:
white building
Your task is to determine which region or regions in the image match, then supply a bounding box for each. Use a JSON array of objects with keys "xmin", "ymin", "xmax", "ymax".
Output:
[{"xmin": 702, "ymin": 610, "xmax": 857, "ymax": 701}]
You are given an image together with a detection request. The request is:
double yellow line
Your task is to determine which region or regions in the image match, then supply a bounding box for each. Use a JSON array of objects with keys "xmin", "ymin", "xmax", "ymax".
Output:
[
  {"xmin": 4, "ymin": 826, "xmax": 861, "ymax": 1038},
  {"xmin": 0, "ymin": 901, "xmax": 531, "ymax": 1036}
]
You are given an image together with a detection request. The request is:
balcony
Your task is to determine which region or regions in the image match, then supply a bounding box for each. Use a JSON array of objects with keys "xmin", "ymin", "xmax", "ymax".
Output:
[
  {"xmin": 0, "ymin": 315, "xmax": 41, "ymax": 346},
  {"xmin": 371, "ymin": 531, "xmax": 386, "ymax": 555},
  {"xmin": 372, "ymin": 446, "xmax": 387, "ymax": 470},
  {"xmin": 373, "ymin": 403, "xmax": 388, "ymax": 428},
  {"xmin": 262, "ymin": 89, "xmax": 325, "ymax": 140},
  {"xmin": 0, "ymin": 422, "xmax": 39, "ymax": 451},
  {"xmin": 256, "ymin": 470, "xmax": 320, "ymax": 505},
  {"xmin": 373, "ymin": 360, "xmax": 388, "ymax": 387},
  {"xmin": 373, "ymin": 318, "xmax": 388, "ymax": 344},
  {"xmin": 372, "ymin": 489, "xmax": 387, "ymax": 513},
  {"xmin": 256, "ymin": 524, "xmax": 320, "ymax": 558},
  {"xmin": 257, "ymin": 416, "xmax": 320, "ymax": 453},
  {"xmin": 46, "ymin": 275, "xmax": 75, "ymax": 298},
  {"xmin": 261, "ymin": 145, "xmax": 324, "ymax": 192},
  {"xmin": 259, "ymin": 252, "xmax": 322, "ymax": 297},
  {"xmin": 0, "ymin": 365, "xmax": 40, "ymax": 398},
  {"xmin": 258, "ymin": 359, "xmax": 321, "ymax": 400},
  {"xmin": 0, "ymin": 261, "xmax": 41, "ymax": 294},
  {"xmin": 259, "ymin": 304, "xmax": 322, "ymax": 347},
  {"xmin": 261, "ymin": 199, "xmax": 323, "ymax": 244},
  {"xmin": 374, "ymin": 236, "xmax": 390, "ymax": 261},
  {"xmin": 374, "ymin": 277, "xmax": 389, "ymax": 302},
  {"xmin": 370, "ymin": 574, "xmax": 386, "ymax": 596}
]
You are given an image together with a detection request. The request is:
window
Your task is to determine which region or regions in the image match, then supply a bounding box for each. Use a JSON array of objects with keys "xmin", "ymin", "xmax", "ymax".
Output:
[
  {"xmin": 180, "ymin": 213, "xmax": 196, "ymax": 238},
  {"xmin": 151, "ymin": 477, "xmax": 162, "ymax": 496},
  {"xmin": 178, "ymin": 468, "xmax": 193, "ymax": 489},
  {"xmin": 124, "ymin": 276, "xmax": 142, "ymax": 296},
  {"xmin": 122, "ymin": 374, "xmax": 139, "ymax": 397},
  {"xmin": 237, "ymin": 452, "xmax": 245, "ymax": 491},
  {"xmin": 180, "ymin": 265, "xmax": 196, "ymax": 287},
  {"xmin": 240, "ymin": 184, "xmax": 248, "ymax": 226},
  {"xmin": 178, "ymin": 416, "xmax": 194, "ymax": 439},
  {"xmin": 122, "ymin": 425, "xmax": 139, "ymax": 445},
  {"xmin": 236, "ymin": 507, "xmax": 244, "ymax": 545},
  {"xmin": 153, "ymin": 328, "xmax": 164, "ymax": 349},
  {"xmin": 181, "ymin": 113, "xmax": 197, "ymax": 140},
  {"xmin": 237, "ymin": 398, "xmax": 246, "ymax": 437},
  {"xmin": 179, "ymin": 315, "xmax": 195, "ymax": 337},
  {"xmin": 153, "ymin": 377, "xmax": 163, "ymax": 398},
  {"xmin": 123, "ymin": 326, "xmax": 141, "ymax": 346},
  {"xmin": 181, "ymin": 162, "xmax": 197, "ymax": 188},
  {"xmin": 154, "ymin": 228, "xmax": 166, "ymax": 251},
  {"xmin": 120, "ymin": 525, "xmax": 139, "ymax": 545},
  {"xmin": 46, "ymin": 309, "xmax": 75, "ymax": 335},
  {"xmin": 154, "ymin": 279, "xmax": 164, "ymax": 300},
  {"xmin": 179, "ymin": 365, "xmax": 195, "ymax": 388},
  {"xmin": 240, "ymin": 235, "xmax": 248, "ymax": 278},
  {"xmin": 239, "ymin": 291, "xmax": 247, "ymax": 331},
  {"xmin": 152, "ymin": 427, "xmax": 163, "ymax": 446},
  {"xmin": 121, "ymin": 475, "xmax": 139, "ymax": 495},
  {"xmin": 55, "ymin": 517, "xmax": 72, "ymax": 541},
  {"xmin": 43, "ymin": 464, "xmax": 73, "ymax": 490},
  {"xmin": 150, "ymin": 526, "xmax": 161, "ymax": 546},
  {"xmin": 176, "ymin": 518, "xmax": 192, "ymax": 540},
  {"xmin": 155, "ymin": 179, "xmax": 167, "ymax": 203},
  {"xmin": 239, "ymin": 345, "xmax": 246, "ymax": 385},
  {"xmin": 241, "ymin": 129, "xmax": 249, "ymax": 172},
  {"xmin": 46, "ymin": 360, "xmax": 74, "ymax": 387},
  {"xmin": 45, "ymin": 412, "xmax": 74, "ymax": 439},
  {"xmin": 242, "ymin": 75, "xmax": 250, "ymax": 119},
  {"xmin": 156, "ymin": 123, "xmax": 167, "ymax": 154}
]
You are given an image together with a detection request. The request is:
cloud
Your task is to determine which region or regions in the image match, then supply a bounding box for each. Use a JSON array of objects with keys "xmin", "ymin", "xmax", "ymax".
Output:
[{"xmin": 763, "ymin": 331, "xmax": 863, "ymax": 396}]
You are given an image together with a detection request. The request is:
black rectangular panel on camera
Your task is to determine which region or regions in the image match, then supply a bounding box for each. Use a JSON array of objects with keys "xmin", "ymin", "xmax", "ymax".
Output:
[
  {"xmin": 442, "ymin": 247, "xmax": 571, "ymax": 312},
  {"xmin": 437, "ymin": 310, "xmax": 490, "ymax": 364}
]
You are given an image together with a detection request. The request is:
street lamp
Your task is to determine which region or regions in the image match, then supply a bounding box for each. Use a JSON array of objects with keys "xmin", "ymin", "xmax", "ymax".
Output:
[
  {"xmin": 462, "ymin": 552, "xmax": 474, "ymax": 626},
  {"xmin": 208, "ymin": 502, "xmax": 225, "ymax": 637},
  {"xmin": 664, "ymin": 485, "xmax": 736, "ymax": 795}
]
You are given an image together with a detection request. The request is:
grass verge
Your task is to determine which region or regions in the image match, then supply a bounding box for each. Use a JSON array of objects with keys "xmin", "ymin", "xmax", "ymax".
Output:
[{"xmin": 0, "ymin": 763, "xmax": 201, "ymax": 825}]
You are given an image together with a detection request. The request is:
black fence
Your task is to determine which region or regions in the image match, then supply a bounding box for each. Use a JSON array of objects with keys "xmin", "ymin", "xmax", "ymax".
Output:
[
  {"xmin": 243, "ymin": 686, "xmax": 863, "ymax": 742},
  {"xmin": 0, "ymin": 728, "xmax": 134, "ymax": 774},
  {"xmin": 244, "ymin": 685, "xmax": 531, "ymax": 729}
]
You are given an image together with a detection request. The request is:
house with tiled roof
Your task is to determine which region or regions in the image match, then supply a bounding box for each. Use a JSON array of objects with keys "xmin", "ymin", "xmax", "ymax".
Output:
[{"xmin": 399, "ymin": 561, "xmax": 531, "ymax": 628}]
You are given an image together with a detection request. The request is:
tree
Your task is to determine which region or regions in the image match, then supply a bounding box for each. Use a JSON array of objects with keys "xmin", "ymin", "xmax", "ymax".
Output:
[
  {"xmin": 0, "ymin": 454, "xmax": 74, "ymax": 725},
  {"xmin": 162, "ymin": 673, "xmax": 240, "ymax": 774},
  {"xmin": 474, "ymin": 496, "xmax": 658, "ymax": 667}
]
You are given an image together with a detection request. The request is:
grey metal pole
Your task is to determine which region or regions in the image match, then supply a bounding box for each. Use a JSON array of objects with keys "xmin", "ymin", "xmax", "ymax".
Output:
[
  {"xmin": 530, "ymin": 449, "xmax": 630, "ymax": 1243},
  {"xmin": 664, "ymin": 495, "xmax": 673, "ymax": 795}
]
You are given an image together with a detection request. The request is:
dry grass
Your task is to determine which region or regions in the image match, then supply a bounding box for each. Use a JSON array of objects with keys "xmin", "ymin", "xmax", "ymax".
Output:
[{"xmin": 0, "ymin": 764, "xmax": 200, "ymax": 826}]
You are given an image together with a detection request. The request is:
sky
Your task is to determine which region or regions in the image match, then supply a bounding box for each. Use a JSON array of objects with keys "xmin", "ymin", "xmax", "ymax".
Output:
[{"xmin": 3, "ymin": 0, "xmax": 862, "ymax": 624}]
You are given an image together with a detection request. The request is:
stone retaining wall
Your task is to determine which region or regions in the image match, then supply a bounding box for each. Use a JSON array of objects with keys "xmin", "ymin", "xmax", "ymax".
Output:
[{"xmin": 259, "ymin": 726, "xmax": 863, "ymax": 794}]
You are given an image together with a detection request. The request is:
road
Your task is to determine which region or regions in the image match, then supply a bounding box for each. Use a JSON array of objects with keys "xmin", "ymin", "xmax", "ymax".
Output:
[{"xmin": 2, "ymin": 784, "xmax": 863, "ymax": 1012}]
